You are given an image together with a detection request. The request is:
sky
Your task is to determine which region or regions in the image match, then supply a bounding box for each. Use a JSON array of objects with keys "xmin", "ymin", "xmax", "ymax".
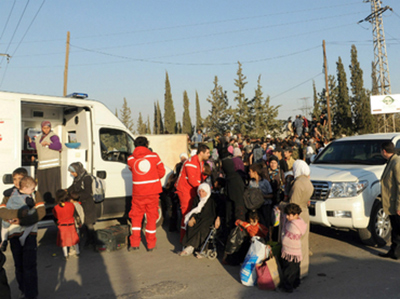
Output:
[{"xmin": 1, "ymin": 0, "xmax": 400, "ymax": 128}]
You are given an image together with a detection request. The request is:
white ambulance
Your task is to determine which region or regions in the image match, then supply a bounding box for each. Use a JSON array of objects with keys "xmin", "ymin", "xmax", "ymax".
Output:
[{"xmin": 0, "ymin": 91, "xmax": 182, "ymax": 225}]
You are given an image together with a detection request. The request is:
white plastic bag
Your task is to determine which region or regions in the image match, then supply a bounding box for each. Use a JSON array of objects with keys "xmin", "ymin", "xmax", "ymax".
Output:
[{"xmin": 240, "ymin": 237, "xmax": 269, "ymax": 286}]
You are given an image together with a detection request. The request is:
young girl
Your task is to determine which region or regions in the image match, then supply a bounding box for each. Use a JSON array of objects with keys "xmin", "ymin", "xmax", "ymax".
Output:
[
  {"xmin": 53, "ymin": 189, "xmax": 80, "ymax": 260},
  {"xmin": 235, "ymin": 211, "xmax": 268, "ymax": 239},
  {"xmin": 280, "ymin": 203, "xmax": 307, "ymax": 293}
]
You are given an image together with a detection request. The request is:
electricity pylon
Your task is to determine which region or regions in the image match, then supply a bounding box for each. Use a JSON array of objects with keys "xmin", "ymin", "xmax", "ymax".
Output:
[{"xmin": 360, "ymin": 0, "xmax": 394, "ymax": 132}]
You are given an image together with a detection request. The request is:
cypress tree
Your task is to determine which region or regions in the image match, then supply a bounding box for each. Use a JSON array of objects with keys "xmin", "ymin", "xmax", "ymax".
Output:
[
  {"xmin": 333, "ymin": 57, "xmax": 352, "ymax": 136},
  {"xmin": 182, "ymin": 90, "xmax": 192, "ymax": 136},
  {"xmin": 115, "ymin": 108, "xmax": 118, "ymax": 118},
  {"xmin": 232, "ymin": 62, "xmax": 251, "ymax": 135},
  {"xmin": 204, "ymin": 76, "xmax": 231, "ymax": 136},
  {"xmin": 164, "ymin": 72, "xmax": 176, "ymax": 134},
  {"xmin": 153, "ymin": 103, "xmax": 158, "ymax": 134},
  {"xmin": 119, "ymin": 97, "xmax": 134, "ymax": 133},
  {"xmin": 350, "ymin": 45, "xmax": 375, "ymax": 134},
  {"xmin": 137, "ymin": 112, "xmax": 146, "ymax": 134},
  {"xmin": 312, "ymin": 80, "xmax": 320, "ymax": 118},
  {"xmin": 157, "ymin": 101, "xmax": 164, "ymax": 134},
  {"xmin": 146, "ymin": 116, "xmax": 151, "ymax": 134},
  {"xmin": 195, "ymin": 91, "xmax": 202, "ymax": 131}
]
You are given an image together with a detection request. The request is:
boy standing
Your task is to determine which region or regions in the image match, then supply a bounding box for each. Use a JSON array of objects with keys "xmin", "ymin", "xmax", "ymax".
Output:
[
  {"xmin": 280, "ymin": 203, "xmax": 307, "ymax": 293},
  {"xmin": 1, "ymin": 168, "xmax": 28, "ymax": 251},
  {"xmin": 0, "ymin": 175, "xmax": 45, "ymax": 299}
]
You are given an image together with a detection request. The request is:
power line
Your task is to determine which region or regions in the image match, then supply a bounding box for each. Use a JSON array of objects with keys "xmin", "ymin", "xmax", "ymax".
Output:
[
  {"xmin": 3, "ymin": 1, "xmax": 363, "ymax": 46},
  {"xmin": 11, "ymin": 0, "xmax": 46, "ymax": 56},
  {"xmin": 271, "ymin": 73, "xmax": 323, "ymax": 100},
  {"xmin": 0, "ymin": 0, "xmax": 16, "ymax": 41},
  {"xmin": 0, "ymin": 0, "xmax": 30, "ymax": 66}
]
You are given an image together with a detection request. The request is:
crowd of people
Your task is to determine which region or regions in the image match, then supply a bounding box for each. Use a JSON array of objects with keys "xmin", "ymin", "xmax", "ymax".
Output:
[{"xmin": 162, "ymin": 131, "xmax": 316, "ymax": 292}]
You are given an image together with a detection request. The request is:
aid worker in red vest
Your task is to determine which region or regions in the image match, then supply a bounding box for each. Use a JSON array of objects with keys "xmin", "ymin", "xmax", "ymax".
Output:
[
  {"xmin": 175, "ymin": 144, "xmax": 210, "ymax": 241},
  {"xmin": 127, "ymin": 136, "xmax": 165, "ymax": 251}
]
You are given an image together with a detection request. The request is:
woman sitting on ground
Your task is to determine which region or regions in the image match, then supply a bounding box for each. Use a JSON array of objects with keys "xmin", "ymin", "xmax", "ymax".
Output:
[{"xmin": 179, "ymin": 183, "xmax": 221, "ymax": 257}]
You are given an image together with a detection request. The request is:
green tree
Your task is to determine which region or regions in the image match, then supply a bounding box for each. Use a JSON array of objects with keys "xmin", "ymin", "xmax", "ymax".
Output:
[
  {"xmin": 146, "ymin": 116, "xmax": 151, "ymax": 134},
  {"xmin": 153, "ymin": 103, "xmax": 159, "ymax": 134},
  {"xmin": 333, "ymin": 57, "xmax": 352, "ymax": 136},
  {"xmin": 137, "ymin": 112, "xmax": 146, "ymax": 134},
  {"xmin": 164, "ymin": 72, "xmax": 176, "ymax": 133},
  {"xmin": 232, "ymin": 62, "xmax": 251, "ymax": 135},
  {"xmin": 195, "ymin": 91, "xmax": 202, "ymax": 131},
  {"xmin": 317, "ymin": 75, "xmax": 337, "ymax": 132},
  {"xmin": 182, "ymin": 90, "xmax": 192, "ymax": 136},
  {"xmin": 312, "ymin": 80, "xmax": 320, "ymax": 118},
  {"xmin": 251, "ymin": 75, "xmax": 264, "ymax": 136},
  {"xmin": 349, "ymin": 45, "xmax": 375, "ymax": 134},
  {"xmin": 204, "ymin": 76, "xmax": 231, "ymax": 136},
  {"xmin": 176, "ymin": 121, "xmax": 182, "ymax": 134},
  {"xmin": 119, "ymin": 97, "xmax": 134, "ymax": 133}
]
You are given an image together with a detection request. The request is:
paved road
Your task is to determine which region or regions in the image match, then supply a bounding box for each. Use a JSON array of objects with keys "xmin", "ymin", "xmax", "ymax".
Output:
[{"xmin": 3, "ymin": 221, "xmax": 400, "ymax": 299}]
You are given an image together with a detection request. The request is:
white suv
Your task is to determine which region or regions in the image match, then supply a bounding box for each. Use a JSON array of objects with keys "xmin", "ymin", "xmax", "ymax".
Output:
[{"xmin": 309, "ymin": 133, "xmax": 400, "ymax": 246}]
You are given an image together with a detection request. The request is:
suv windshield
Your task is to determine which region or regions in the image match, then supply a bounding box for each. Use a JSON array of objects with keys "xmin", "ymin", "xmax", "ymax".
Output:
[{"xmin": 313, "ymin": 139, "xmax": 388, "ymax": 165}]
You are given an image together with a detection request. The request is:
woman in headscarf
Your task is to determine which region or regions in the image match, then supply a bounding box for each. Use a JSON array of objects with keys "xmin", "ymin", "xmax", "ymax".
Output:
[
  {"xmin": 289, "ymin": 160, "xmax": 314, "ymax": 278},
  {"xmin": 179, "ymin": 183, "xmax": 221, "ymax": 257},
  {"xmin": 67, "ymin": 162, "xmax": 96, "ymax": 247},
  {"xmin": 28, "ymin": 120, "xmax": 62, "ymax": 203}
]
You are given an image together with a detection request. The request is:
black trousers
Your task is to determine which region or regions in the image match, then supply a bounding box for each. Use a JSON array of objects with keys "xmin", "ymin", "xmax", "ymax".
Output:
[
  {"xmin": 0, "ymin": 250, "xmax": 11, "ymax": 299},
  {"xmin": 10, "ymin": 235, "xmax": 38, "ymax": 299},
  {"xmin": 389, "ymin": 214, "xmax": 400, "ymax": 257},
  {"xmin": 280, "ymin": 258, "xmax": 300, "ymax": 291}
]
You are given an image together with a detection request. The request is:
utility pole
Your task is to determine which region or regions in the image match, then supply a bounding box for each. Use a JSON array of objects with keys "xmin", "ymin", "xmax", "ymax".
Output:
[
  {"xmin": 322, "ymin": 40, "xmax": 332, "ymax": 139},
  {"xmin": 63, "ymin": 31, "xmax": 70, "ymax": 97},
  {"xmin": 359, "ymin": 1, "xmax": 394, "ymax": 132}
]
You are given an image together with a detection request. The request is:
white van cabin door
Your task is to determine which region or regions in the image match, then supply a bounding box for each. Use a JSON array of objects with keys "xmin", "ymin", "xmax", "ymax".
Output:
[
  {"xmin": 0, "ymin": 98, "xmax": 21, "ymax": 195},
  {"xmin": 61, "ymin": 108, "xmax": 92, "ymax": 189}
]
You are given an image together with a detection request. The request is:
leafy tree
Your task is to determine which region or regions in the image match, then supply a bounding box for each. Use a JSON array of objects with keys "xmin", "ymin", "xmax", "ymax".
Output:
[
  {"xmin": 182, "ymin": 90, "xmax": 192, "ymax": 136},
  {"xmin": 232, "ymin": 62, "xmax": 251, "ymax": 135},
  {"xmin": 312, "ymin": 80, "xmax": 320, "ymax": 118},
  {"xmin": 195, "ymin": 91, "xmax": 202, "ymax": 131},
  {"xmin": 146, "ymin": 116, "xmax": 151, "ymax": 134},
  {"xmin": 317, "ymin": 75, "xmax": 337, "ymax": 134},
  {"xmin": 333, "ymin": 57, "xmax": 352, "ymax": 136},
  {"xmin": 119, "ymin": 97, "xmax": 134, "ymax": 133},
  {"xmin": 261, "ymin": 95, "xmax": 281, "ymax": 136},
  {"xmin": 251, "ymin": 75, "xmax": 265, "ymax": 137},
  {"xmin": 349, "ymin": 45, "xmax": 375, "ymax": 134},
  {"xmin": 136, "ymin": 112, "xmax": 146, "ymax": 134},
  {"xmin": 176, "ymin": 122, "xmax": 182, "ymax": 134},
  {"xmin": 204, "ymin": 76, "xmax": 231, "ymax": 136},
  {"xmin": 164, "ymin": 72, "xmax": 176, "ymax": 133}
]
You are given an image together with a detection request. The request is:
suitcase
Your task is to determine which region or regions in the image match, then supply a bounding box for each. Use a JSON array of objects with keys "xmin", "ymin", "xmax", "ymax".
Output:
[{"xmin": 95, "ymin": 225, "xmax": 130, "ymax": 252}]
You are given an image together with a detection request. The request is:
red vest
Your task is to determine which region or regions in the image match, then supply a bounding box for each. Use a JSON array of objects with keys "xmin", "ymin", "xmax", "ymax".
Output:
[{"xmin": 128, "ymin": 147, "xmax": 165, "ymax": 196}]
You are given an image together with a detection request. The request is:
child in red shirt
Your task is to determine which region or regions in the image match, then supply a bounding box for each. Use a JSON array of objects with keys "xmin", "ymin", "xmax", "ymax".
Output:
[
  {"xmin": 53, "ymin": 190, "xmax": 80, "ymax": 260},
  {"xmin": 235, "ymin": 211, "xmax": 268, "ymax": 239}
]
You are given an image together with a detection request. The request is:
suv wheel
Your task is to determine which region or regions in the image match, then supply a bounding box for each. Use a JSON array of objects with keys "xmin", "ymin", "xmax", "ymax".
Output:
[{"xmin": 358, "ymin": 200, "xmax": 391, "ymax": 247}]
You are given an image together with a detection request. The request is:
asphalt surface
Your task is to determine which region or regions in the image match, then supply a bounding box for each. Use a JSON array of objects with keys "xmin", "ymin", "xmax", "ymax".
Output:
[{"xmin": 2, "ymin": 220, "xmax": 400, "ymax": 299}]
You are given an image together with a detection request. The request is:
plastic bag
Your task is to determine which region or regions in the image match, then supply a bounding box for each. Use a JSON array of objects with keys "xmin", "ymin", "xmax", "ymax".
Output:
[
  {"xmin": 240, "ymin": 237, "xmax": 269, "ymax": 286},
  {"xmin": 225, "ymin": 226, "xmax": 247, "ymax": 255}
]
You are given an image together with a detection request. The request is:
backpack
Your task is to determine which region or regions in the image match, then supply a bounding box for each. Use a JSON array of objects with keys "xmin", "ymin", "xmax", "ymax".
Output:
[
  {"xmin": 243, "ymin": 187, "xmax": 264, "ymax": 210},
  {"xmin": 82, "ymin": 175, "xmax": 106, "ymax": 203}
]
